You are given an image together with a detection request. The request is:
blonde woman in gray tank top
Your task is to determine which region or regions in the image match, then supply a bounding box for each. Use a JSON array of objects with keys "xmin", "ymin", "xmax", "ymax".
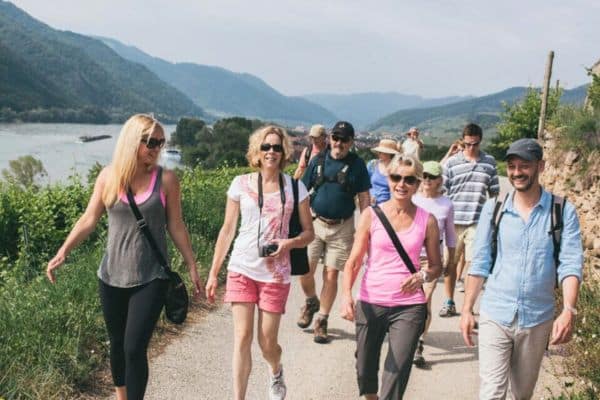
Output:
[{"xmin": 47, "ymin": 114, "xmax": 205, "ymax": 400}]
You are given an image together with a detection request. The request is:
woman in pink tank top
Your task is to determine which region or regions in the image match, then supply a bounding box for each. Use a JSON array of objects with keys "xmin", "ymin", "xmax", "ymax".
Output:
[{"xmin": 341, "ymin": 154, "xmax": 442, "ymax": 400}]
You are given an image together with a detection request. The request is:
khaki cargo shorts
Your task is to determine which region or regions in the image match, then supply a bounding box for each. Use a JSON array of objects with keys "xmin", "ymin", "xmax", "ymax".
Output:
[
  {"xmin": 454, "ymin": 223, "xmax": 477, "ymax": 263},
  {"xmin": 308, "ymin": 216, "xmax": 355, "ymax": 271}
]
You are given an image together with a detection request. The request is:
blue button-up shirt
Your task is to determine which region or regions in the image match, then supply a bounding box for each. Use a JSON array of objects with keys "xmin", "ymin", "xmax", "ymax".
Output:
[{"xmin": 470, "ymin": 189, "xmax": 583, "ymax": 328}]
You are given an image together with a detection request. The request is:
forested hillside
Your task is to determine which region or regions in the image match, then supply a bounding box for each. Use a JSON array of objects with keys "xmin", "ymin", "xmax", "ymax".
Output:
[
  {"xmin": 0, "ymin": 1, "xmax": 206, "ymax": 123},
  {"xmin": 100, "ymin": 37, "xmax": 337, "ymax": 125}
]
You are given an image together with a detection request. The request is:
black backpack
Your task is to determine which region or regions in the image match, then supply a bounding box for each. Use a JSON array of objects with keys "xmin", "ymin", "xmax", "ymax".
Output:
[
  {"xmin": 490, "ymin": 191, "xmax": 566, "ymax": 284},
  {"xmin": 308, "ymin": 148, "xmax": 357, "ymax": 197}
]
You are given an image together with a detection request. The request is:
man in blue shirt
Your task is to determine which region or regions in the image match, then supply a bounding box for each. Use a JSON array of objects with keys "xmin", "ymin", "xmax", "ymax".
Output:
[
  {"xmin": 298, "ymin": 121, "xmax": 371, "ymax": 343},
  {"xmin": 460, "ymin": 138, "xmax": 583, "ymax": 399}
]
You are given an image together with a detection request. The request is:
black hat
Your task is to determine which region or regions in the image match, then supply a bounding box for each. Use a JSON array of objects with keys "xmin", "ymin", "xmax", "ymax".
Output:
[
  {"xmin": 505, "ymin": 138, "xmax": 543, "ymax": 161},
  {"xmin": 331, "ymin": 121, "xmax": 355, "ymax": 138}
]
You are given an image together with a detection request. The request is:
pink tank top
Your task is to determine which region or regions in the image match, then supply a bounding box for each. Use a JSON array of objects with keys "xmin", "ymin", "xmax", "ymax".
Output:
[{"xmin": 358, "ymin": 206, "xmax": 429, "ymax": 307}]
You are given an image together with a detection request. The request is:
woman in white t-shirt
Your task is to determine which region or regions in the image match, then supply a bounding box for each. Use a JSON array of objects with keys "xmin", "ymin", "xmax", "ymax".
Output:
[{"xmin": 205, "ymin": 125, "xmax": 314, "ymax": 400}]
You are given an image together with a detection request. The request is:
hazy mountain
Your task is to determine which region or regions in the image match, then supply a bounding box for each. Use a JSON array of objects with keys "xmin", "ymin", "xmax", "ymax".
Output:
[
  {"xmin": 369, "ymin": 85, "xmax": 588, "ymax": 135},
  {"xmin": 303, "ymin": 92, "xmax": 472, "ymax": 128},
  {"xmin": 0, "ymin": 1, "xmax": 205, "ymax": 122},
  {"xmin": 100, "ymin": 37, "xmax": 337, "ymax": 125}
]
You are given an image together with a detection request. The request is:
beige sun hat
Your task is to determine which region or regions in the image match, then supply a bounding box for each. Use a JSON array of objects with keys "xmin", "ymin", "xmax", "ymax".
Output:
[
  {"xmin": 371, "ymin": 138, "xmax": 400, "ymax": 155},
  {"xmin": 309, "ymin": 124, "xmax": 326, "ymax": 137}
]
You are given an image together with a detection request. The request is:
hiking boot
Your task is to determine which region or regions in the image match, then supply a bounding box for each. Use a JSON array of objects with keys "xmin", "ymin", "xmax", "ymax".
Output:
[
  {"xmin": 269, "ymin": 365, "xmax": 286, "ymax": 400},
  {"xmin": 413, "ymin": 340, "xmax": 426, "ymax": 368},
  {"xmin": 297, "ymin": 297, "xmax": 320, "ymax": 329},
  {"xmin": 439, "ymin": 300, "xmax": 457, "ymax": 317},
  {"xmin": 313, "ymin": 317, "xmax": 329, "ymax": 344}
]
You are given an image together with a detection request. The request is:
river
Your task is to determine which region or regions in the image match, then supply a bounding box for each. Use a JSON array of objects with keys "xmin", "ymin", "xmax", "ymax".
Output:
[{"xmin": 0, "ymin": 123, "xmax": 180, "ymax": 183}]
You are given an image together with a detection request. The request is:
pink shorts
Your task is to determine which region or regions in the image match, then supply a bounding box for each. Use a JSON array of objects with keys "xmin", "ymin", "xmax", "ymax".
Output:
[{"xmin": 223, "ymin": 272, "xmax": 291, "ymax": 314}]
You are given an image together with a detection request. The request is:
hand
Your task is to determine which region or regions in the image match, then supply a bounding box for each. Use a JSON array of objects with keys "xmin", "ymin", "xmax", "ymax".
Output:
[
  {"xmin": 400, "ymin": 272, "xmax": 424, "ymax": 294},
  {"xmin": 188, "ymin": 266, "xmax": 206, "ymax": 300},
  {"xmin": 205, "ymin": 274, "xmax": 218, "ymax": 304},
  {"xmin": 460, "ymin": 311, "xmax": 477, "ymax": 347},
  {"xmin": 46, "ymin": 251, "xmax": 67, "ymax": 283},
  {"xmin": 269, "ymin": 238, "xmax": 293, "ymax": 258},
  {"xmin": 341, "ymin": 295, "xmax": 355, "ymax": 322},
  {"xmin": 449, "ymin": 143, "xmax": 461, "ymax": 155},
  {"xmin": 550, "ymin": 309, "xmax": 575, "ymax": 345}
]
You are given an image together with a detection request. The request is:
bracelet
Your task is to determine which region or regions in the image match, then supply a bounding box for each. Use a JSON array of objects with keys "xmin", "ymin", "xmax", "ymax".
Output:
[{"xmin": 564, "ymin": 305, "xmax": 578, "ymax": 315}]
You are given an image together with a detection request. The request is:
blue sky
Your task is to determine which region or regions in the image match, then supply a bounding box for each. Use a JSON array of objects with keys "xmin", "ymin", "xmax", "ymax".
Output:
[{"xmin": 10, "ymin": 0, "xmax": 600, "ymax": 97}]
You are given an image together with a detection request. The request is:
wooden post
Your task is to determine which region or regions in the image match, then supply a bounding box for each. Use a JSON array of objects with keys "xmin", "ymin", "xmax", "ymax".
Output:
[{"xmin": 538, "ymin": 51, "xmax": 554, "ymax": 140}]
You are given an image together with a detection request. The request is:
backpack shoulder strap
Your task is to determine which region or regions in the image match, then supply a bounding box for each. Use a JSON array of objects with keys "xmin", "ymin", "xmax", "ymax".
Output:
[
  {"xmin": 550, "ymin": 194, "xmax": 566, "ymax": 272},
  {"xmin": 304, "ymin": 144, "xmax": 312, "ymax": 165},
  {"xmin": 489, "ymin": 190, "xmax": 511, "ymax": 275}
]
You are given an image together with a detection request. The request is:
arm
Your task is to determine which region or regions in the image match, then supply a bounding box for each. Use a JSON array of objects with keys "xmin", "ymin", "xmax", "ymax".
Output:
[
  {"xmin": 440, "ymin": 144, "xmax": 459, "ymax": 166},
  {"xmin": 163, "ymin": 170, "xmax": 205, "ymax": 298},
  {"xmin": 400, "ymin": 214, "xmax": 441, "ymax": 293},
  {"xmin": 445, "ymin": 201, "xmax": 458, "ymax": 269},
  {"xmin": 270, "ymin": 197, "xmax": 315, "ymax": 256},
  {"xmin": 357, "ymin": 191, "xmax": 370, "ymax": 212},
  {"xmin": 460, "ymin": 275, "xmax": 486, "ymax": 346},
  {"xmin": 550, "ymin": 276, "xmax": 580, "ymax": 345},
  {"xmin": 293, "ymin": 148, "xmax": 308, "ymax": 180},
  {"xmin": 205, "ymin": 197, "xmax": 240, "ymax": 303},
  {"xmin": 46, "ymin": 167, "xmax": 108, "ymax": 283},
  {"xmin": 341, "ymin": 208, "xmax": 371, "ymax": 321}
]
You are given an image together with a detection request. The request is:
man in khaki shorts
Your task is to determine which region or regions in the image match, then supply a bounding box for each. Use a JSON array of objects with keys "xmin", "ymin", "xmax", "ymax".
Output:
[
  {"xmin": 442, "ymin": 123, "xmax": 499, "ymax": 290},
  {"xmin": 299, "ymin": 121, "xmax": 371, "ymax": 343}
]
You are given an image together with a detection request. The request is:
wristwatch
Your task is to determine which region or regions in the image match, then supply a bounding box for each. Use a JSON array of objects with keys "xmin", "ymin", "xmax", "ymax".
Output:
[{"xmin": 419, "ymin": 269, "xmax": 431, "ymax": 283}]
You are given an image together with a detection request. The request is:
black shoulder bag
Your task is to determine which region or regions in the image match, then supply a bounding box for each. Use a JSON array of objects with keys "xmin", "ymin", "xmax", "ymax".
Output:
[
  {"xmin": 126, "ymin": 188, "xmax": 189, "ymax": 324},
  {"xmin": 372, "ymin": 204, "xmax": 422, "ymax": 291},
  {"xmin": 289, "ymin": 178, "xmax": 309, "ymax": 275}
]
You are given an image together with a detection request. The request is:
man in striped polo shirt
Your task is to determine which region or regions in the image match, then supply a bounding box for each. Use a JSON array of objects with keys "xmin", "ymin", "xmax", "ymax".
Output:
[{"xmin": 443, "ymin": 123, "xmax": 499, "ymax": 298}]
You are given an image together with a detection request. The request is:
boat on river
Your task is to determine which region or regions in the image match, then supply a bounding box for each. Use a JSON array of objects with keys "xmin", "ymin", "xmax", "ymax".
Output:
[{"xmin": 77, "ymin": 134, "xmax": 111, "ymax": 143}]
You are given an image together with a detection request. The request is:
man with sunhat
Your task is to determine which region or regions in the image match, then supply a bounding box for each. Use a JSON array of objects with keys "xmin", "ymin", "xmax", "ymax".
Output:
[
  {"xmin": 460, "ymin": 138, "xmax": 583, "ymax": 399},
  {"xmin": 294, "ymin": 124, "xmax": 328, "ymax": 179},
  {"xmin": 299, "ymin": 121, "xmax": 371, "ymax": 343}
]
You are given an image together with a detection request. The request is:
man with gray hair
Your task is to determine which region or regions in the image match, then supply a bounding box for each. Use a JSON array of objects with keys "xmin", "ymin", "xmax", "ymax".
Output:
[{"xmin": 461, "ymin": 138, "xmax": 583, "ymax": 399}]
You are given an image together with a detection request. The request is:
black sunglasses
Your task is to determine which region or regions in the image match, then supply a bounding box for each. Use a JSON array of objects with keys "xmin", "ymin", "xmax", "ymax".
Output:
[
  {"xmin": 260, "ymin": 143, "xmax": 284, "ymax": 153},
  {"xmin": 141, "ymin": 136, "xmax": 166, "ymax": 150},
  {"xmin": 463, "ymin": 141, "xmax": 481, "ymax": 147},
  {"xmin": 389, "ymin": 174, "xmax": 418, "ymax": 185},
  {"xmin": 423, "ymin": 173, "xmax": 440, "ymax": 180},
  {"xmin": 331, "ymin": 134, "xmax": 351, "ymax": 143}
]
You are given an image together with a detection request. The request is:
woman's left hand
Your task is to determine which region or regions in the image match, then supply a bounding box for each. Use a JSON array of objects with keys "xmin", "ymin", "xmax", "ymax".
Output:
[
  {"xmin": 189, "ymin": 266, "xmax": 206, "ymax": 300},
  {"xmin": 400, "ymin": 273, "xmax": 424, "ymax": 294},
  {"xmin": 268, "ymin": 238, "xmax": 293, "ymax": 257}
]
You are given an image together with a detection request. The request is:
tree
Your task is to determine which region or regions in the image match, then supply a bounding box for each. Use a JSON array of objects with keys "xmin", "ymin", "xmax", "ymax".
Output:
[
  {"xmin": 489, "ymin": 87, "xmax": 561, "ymax": 158},
  {"xmin": 1, "ymin": 156, "xmax": 47, "ymax": 189},
  {"xmin": 171, "ymin": 118, "xmax": 206, "ymax": 147}
]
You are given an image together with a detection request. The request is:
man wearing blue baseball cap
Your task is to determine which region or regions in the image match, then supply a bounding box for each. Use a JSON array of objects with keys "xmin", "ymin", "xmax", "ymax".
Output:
[{"xmin": 460, "ymin": 138, "xmax": 584, "ymax": 399}]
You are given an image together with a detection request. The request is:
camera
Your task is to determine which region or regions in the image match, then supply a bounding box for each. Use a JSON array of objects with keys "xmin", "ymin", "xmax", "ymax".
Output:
[{"xmin": 259, "ymin": 243, "xmax": 279, "ymax": 257}]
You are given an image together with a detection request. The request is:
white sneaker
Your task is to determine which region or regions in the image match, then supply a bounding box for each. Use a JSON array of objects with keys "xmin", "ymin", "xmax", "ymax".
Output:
[{"xmin": 269, "ymin": 365, "xmax": 287, "ymax": 400}]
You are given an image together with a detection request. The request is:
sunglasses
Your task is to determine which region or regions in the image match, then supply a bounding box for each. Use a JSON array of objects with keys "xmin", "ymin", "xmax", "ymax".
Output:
[
  {"xmin": 331, "ymin": 134, "xmax": 351, "ymax": 143},
  {"xmin": 463, "ymin": 141, "xmax": 481, "ymax": 147},
  {"xmin": 423, "ymin": 173, "xmax": 440, "ymax": 180},
  {"xmin": 260, "ymin": 143, "xmax": 284, "ymax": 153},
  {"xmin": 141, "ymin": 136, "xmax": 166, "ymax": 150},
  {"xmin": 389, "ymin": 174, "xmax": 418, "ymax": 185}
]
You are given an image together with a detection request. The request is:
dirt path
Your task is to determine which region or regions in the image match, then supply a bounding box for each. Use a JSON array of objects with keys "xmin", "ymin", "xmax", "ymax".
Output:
[{"xmin": 137, "ymin": 178, "xmax": 565, "ymax": 399}]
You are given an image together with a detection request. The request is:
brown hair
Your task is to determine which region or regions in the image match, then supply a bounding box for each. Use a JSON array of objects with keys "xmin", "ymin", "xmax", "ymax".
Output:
[{"xmin": 462, "ymin": 123, "xmax": 483, "ymax": 139}]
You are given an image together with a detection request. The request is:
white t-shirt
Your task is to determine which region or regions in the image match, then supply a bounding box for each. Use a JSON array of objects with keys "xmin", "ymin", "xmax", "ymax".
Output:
[
  {"xmin": 412, "ymin": 193, "xmax": 457, "ymax": 257},
  {"xmin": 227, "ymin": 173, "xmax": 309, "ymax": 283},
  {"xmin": 402, "ymin": 138, "xmax": 421, "ymax": 159}
]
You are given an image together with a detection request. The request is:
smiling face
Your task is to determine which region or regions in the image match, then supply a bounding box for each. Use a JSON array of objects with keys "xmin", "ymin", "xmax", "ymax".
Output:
[
  {"xmin": 330, "ymin": 134, "xmax": 352, "ymax": 159},
  {"xmin": 421, "ymin": 172, "xmax": 442, "ymax": 195},
  {"xmin": 260, "ymin": 133, "xmax": 284, "ymax": 171},
  {"xmin": 507, "ymin": 156, "xmax": 544, "ymax": 192},
  {"xmin": 137, "ymin": 125, "xmax": 165, "ymax": 168},
  {"xmin": 388, "ymin": 164, "xmax": 420, "ymax": 201}
]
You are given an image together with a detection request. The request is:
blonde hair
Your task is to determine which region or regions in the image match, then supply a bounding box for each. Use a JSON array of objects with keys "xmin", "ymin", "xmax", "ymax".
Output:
[
  {"xmin": 387, "ymin": 153, "xmax": 424, "ymax": 180},
  {"xmin": 102, "ymin": 114, "xmax": 164, "ymax": 206},
  {"xmin": 246, "ymin": 125, "xmax": 292, "ymax": 169}
]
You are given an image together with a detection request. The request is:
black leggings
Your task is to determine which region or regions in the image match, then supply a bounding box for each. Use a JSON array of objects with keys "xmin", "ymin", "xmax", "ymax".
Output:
[{"xmin": 99, "ymin": 278, "xmax": 168, "ymax": 400}]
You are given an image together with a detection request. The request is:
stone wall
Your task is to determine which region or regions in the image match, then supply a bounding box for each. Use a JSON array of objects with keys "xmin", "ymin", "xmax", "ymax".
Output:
[{"xmin": 540, "ymin": 130, "xmax": 600, "ymax": 279}]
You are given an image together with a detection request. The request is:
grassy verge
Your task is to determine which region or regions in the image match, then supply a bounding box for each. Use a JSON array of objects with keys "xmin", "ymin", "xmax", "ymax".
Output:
[{"xmin": 0, "ymin": 165, "xmax": 248, "ymax": 399}]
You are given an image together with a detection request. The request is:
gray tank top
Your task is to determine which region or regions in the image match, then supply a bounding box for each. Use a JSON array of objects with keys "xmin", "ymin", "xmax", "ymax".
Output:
[{"xmin": 98, "ymin": 167, "xmax": 169, "ymax": 287}]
